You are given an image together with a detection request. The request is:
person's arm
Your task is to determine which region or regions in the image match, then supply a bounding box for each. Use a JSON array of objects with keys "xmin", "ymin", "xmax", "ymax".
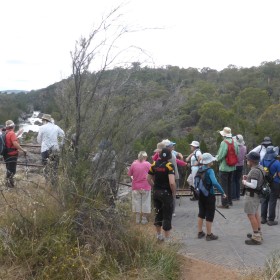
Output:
[
  {"xmin": 208, "ymin": 169, "xmax": 226, "ymax": 197},
  {"xmin": 242, "ymin": 179, "xmax": 258, "ymax": 189},
  {"xmin": 37, "ymin": 129, "xmax": 42, "ymax": 144},
  {"xmin": 152, "ymin": 152, "xmax": 159, "ymax": 161},
  {"xmin": 176, "ymin": 158, "xmax": 187, "ymax": 166},
  {"xmin": 147, "ymin": 174, "xmax": 154, "ymax": 187},
  {"xmin": 12, "ymin": 140, "xmax": 27, "ymax": 154},
  {"xmin": 216, "ymin": 141, "xmax": 227, "ymax": 162},
  {"xmin": 168, "ymin": 174, "xmax": 176, "ymax": 196}
]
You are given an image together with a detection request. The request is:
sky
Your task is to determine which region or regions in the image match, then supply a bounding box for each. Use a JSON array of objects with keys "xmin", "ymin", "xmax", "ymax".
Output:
[{"xmin": 0, "ymin": 0, "xmax": 279, "ymax": 91}]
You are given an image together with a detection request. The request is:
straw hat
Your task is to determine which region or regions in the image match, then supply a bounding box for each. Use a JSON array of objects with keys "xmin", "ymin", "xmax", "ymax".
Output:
[{"xmin": 219, "ymin": 127, "xmax": 232, "ymax": 137}]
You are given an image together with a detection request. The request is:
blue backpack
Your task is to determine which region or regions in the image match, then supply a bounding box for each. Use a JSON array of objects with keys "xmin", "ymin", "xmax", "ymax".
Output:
[{"xmin": 194, "ymin": 167, "xmax": 212, "ymax": 197}]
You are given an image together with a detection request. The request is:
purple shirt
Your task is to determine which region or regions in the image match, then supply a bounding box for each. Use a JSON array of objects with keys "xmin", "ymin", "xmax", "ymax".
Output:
[
  {"xmin": 128, "ymin": 160, "xmax": 151, "ymax": 190},
  {"xmin": 236, "ymin": 145, "xmax": 247, "ymax": 166}
]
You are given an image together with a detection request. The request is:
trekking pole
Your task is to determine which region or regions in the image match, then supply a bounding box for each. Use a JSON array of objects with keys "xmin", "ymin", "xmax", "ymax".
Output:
[
  {"xmin": 215, "ymin": 208, "xmax": 227, "ymax": 219},
  {"xmin": 24, "ymin": 154, "xmax": 29, "ymax": 179}
]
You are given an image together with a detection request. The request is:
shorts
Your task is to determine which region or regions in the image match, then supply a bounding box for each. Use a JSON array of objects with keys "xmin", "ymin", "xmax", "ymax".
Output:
[
  {"xmin": 244, "ymin": 193, "xmax": 260, "ymax": 214},
  {"xmin": 198, "ymin": 194, "xmax": 216, "ymax": 222},
  {"xmin": 132, "ymin": 189, "xmax": 151, "ymax": 213}
]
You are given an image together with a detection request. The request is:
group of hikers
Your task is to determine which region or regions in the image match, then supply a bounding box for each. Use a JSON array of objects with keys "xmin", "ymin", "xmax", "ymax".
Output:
[
  {"xmin": 0, "ymin": 114, "xmax": 65, "ymax": 187},
  {"xmin": 128, "ymin": 127, "xmax": 280, "ymax": 245}
]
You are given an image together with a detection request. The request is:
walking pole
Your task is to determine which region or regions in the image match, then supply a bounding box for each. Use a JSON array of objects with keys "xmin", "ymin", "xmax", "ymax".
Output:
[{"xmin": 215, "ymin": 208, "xmax": 227, "ymax": 219}]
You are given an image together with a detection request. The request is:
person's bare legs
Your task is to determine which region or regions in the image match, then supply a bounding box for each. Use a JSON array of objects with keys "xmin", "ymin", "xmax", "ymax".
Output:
[
  {"xmin": 206, "ymin": 221, "xmax": 212, "ymax": 235},
  {"xmin": 198, "ymin": 217, "xmax": 203, "ymax": 233}
]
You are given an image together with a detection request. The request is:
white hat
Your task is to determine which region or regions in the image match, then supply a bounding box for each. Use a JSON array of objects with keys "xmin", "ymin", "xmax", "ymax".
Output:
[
  {"xmin": 190, "ymin": 141, "xmax": 200, "ymax": 147},
  {"xmin": 161, "ymin": 139, "xmax": 176, "ymax": 147},
  {"xmin": 200, "ymin": 153, "xmax": 217, "ymax": 165},
  {"xmin": 5, "ymin": 120, "xmax": 15, "ymax": 128},
  {"xmin": 219, "ymin": 127, "xmax": 232, "ymax": 137},
  {"xmin": 233, "ymin": 134, "xmax": 245, "ymax": 145}
]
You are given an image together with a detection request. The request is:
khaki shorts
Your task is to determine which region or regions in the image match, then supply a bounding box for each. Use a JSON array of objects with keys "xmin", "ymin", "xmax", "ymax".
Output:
[
  {"xmin": 132, "ymin": 190, "xmax": 151, "ymax": 214},
  {"xmin": 244, "ymin": 193, "xmax": 260, "ymax": 214}
]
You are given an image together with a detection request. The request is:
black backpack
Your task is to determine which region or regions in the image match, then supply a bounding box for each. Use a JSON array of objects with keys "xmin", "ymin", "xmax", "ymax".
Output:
[
  {"xmin": 0, "ymin": 132, "xmax": 7, "ymax": 156},
  {"xmin": 255, "ymin": 167, "xmax": 271, "ymax": 199}
]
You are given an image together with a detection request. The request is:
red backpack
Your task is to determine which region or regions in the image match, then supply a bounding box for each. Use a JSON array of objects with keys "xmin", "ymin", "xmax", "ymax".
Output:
[{"xmin": 224, "ymin": 140, "xmax": 238, "ymax": 166}]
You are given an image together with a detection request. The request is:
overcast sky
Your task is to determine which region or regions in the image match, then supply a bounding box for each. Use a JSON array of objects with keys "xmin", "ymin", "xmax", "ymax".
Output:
[{"xmin": 1, "ymin": 0, "xmax": 279, "ymax": 91}]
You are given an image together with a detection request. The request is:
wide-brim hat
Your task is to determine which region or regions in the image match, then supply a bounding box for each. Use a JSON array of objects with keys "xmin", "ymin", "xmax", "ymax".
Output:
[
  {"xmin": 233, "ymin": 134, "xmax": 245, "ymax": 145},
  {"xmin": 41, "ymin": 114, "xmax": 52, "ymax": 122},
  {"xmin": 190, "ymin": 141, "xmax": 200, "ymax": 147},
  {"xmin": 161, "ymin": 139, "xmax": 176, "ymax": 147},
  {"xmin": 201, "ymin": 153, "xmax": 217, "ymax": 165},
  {"xmin": 263, "ymin": 146, "xmax": 278, "ymax": 160},
  {"xmin": 5, "ymin": 120, "xmax": 15, "ymax": 128},
  {"xmin": 219, "ymin": 127, "xmax": 232, "ymax": 137},
  {"xmin": 261, "ymin": 136, "xmax": 272, "ymax": 145}
]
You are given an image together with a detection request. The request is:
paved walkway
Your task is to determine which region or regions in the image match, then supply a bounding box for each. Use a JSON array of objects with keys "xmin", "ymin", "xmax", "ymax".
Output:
[{"xmin": 171, "ymin": 195, "xmax": 280, "ymax": 273}]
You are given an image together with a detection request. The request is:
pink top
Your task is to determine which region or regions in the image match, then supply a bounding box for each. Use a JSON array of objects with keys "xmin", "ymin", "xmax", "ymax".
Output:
[
  {"xmin": 152, "ymin": 152, "xmax": 186, "ymax": 166},
  {"xmin": 128, "ymin": 160, "xmax": 151, "ymax": 190}
]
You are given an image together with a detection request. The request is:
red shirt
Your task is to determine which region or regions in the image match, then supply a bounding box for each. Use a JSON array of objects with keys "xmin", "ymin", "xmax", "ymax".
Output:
[{"xmin": 5, "ymin": 129, "xmax": 18, "ymax": 156}]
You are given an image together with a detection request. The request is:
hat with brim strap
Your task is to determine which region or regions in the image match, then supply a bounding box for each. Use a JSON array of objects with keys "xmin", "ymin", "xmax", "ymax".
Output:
[
  {"xmin": 41, "ymin": 114, "xmax": 52, "ymax": 122},
  {"xmin": 200, "ymin": 153, "xmax": 217, "ymax": 165},
  {"xmin": 219, "ymin": 127, "xmax": 232, "ymax": 137},
  {"xmin": 261, "ymin": 136, "xmax": 272, "ymax": 145}
]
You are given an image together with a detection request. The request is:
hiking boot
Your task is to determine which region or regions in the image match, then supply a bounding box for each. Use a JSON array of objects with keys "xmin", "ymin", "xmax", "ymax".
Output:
[
  {"xmin": 141, "ymin": 217, "xmax": 148, "ymax": 225},
  {"xmin": 206, "ymin": 233, "xmax": 218, "ymax": 241},
  {"xmin": 245, "ymin": 239, "xmax": 262, "ymax": 245},
  {"xmin": 156, "ymin": 234, "xmax": 164, "ymax": 242},
  {"xmin": 198, "ymin": 231, "xmax": 206, "ymax": 239},
  {"xmin": 217, "ymin": 205, "xmax": 229, "ymax": 209},
  {"xmin": 176, "ymin": 195, "xmax": 180, "ymax": 199},
  {"xmin": 247, "ymin": 232, "xmax": 263, "ymax": 241},
  {"xmin": 267, "ymin": 220, "xmax": 278, "ymax": 226},
  {"xmin": 190, "ymin": 197, "xmax": 198, "ymax": 201},
  {"xmin": 261, "ymin": 218, "xmax": 267, "ymax": 224}
]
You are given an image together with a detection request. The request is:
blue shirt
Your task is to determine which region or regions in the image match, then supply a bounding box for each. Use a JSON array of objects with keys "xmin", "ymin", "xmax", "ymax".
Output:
[
  {"xmin": 201, "ymin": 165, "xmax": 225, "ymax": 195},
  {"xmin": 261, "ymin": 159, "xmax": 280, "ymax": 183}
]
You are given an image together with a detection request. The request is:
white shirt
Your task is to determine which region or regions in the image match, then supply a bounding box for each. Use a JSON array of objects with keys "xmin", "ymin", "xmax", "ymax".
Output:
[
  {"xmin": 250, "ymin": 145, "xmax": 267, "ymax": 162},
  {"xmin": 37, "ymin": 122, "xmax": 65, "ymax": 153}
]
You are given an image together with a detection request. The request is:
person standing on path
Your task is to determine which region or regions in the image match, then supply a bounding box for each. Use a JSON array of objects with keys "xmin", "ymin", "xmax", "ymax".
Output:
[
  {"xmin": 260, "ymin": 146, "xmax": 280, "ymax": 225},
  {"xmin": 197, "ymin": 153, "xmax": 226, "ymax": 241},
  {"xmin": 128, "ymin": 151, "xmax": 151, "ymax": 225},
  {"xmin": 216, "ymin": 127, "xmax": 239, "ymax": 209},
  {"xmin": 232, "ymin": 134, "xmax": 247, "ymax": 201},
  {"xmin": 3, "ymin": 120, "xmax": 27, "ymax": 188},
  {"xmin": 250, "ymin": 136, "xmax": 273, "ymax": 162},
  {"xmin": 147, "ymin": 148, "xmax": 176, "ymax": 242},
  {"xmin": 242, "ymin": 152, "xmax": 264, "ymax": 245},
  {"xmin": 37, "ymin": 114, "xmax": 65, "ymax": 185}
]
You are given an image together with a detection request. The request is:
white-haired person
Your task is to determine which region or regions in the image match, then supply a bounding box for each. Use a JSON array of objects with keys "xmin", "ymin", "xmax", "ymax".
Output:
[
  {"xmin": 128, "ymin": 151, "xmax": 151, "ymax": 224},
  {"xmin": 3, "ymin": 120, "xmax": 27, "ymax": 188},
  {"xmin": 186, "ymin": 141, "xmax": 202, "ymax": 201},
  {"xmin": 197, "ymin": 153, "xmax": 226, "ymax": 241}
]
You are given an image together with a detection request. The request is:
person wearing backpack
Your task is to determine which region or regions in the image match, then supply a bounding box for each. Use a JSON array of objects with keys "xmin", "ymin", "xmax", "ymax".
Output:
[
  {"xmin": 250, "ymin": 136, "xmax": 273, "ymax": 162},
  {"xmin": 260, "ymin": 146, "xmax": 280, "ymax": 226},
  {"xmin": 216, "ymin": 127, "xmax": 239, "ymax": 208},
  {"xmin": 242, "ymin": 152, "xmax": 265, "ymax": 245},
  {"xmin": 186, "ymin": 141, "xmax": 202, "ymax": 201},
  {"xmin": 196, "ymin": 153, "xmax": 226, "ymax": 241},
  {"xmin": 3, "ymin": 120, "xmax": 27, "ymax": 188}
]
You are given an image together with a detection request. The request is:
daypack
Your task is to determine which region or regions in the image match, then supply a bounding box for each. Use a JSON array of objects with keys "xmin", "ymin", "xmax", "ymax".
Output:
[
  {"xmin": 224, "ymin": 140, "xmax": 238, "ymax": 166},
  {"xmin": 262, "ymin": 159, "xmax": 277, "ymax": 185},
  {"xmin": 255, "ymin": 167, "xmax": 271, "ymax": 199},
  {"xmin": 194, "ymin": 167, "xmax": 211, "ymax": 197},
  {"xmin": 0, "ymin": 132, "xmax": 7, "ymax": 156}
]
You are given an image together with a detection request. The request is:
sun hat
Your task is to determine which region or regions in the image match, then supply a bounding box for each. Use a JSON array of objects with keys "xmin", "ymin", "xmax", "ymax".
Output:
[
  {"xmin": 263, "ymin": 146, "xmax": 278, "ymax": 161},
  {"xmin": 162, "ymin": 139, "xmax": 176, "ymax": 147},
  {"xmin": 261, "ymin": 136, "xmax": 272, "ymax": 146},
  {"xmin": 160, "ymin": 148, "xmax": 172, "ymax": 160},
  {"xmin": 233, "ymin": 134, "xmax": 245, "ymax": 145},
  {"xmin": 200, "ymin": 153, "xmax": 217, "ymax": 165},
  {"xmin": 246, "ymin": 152, "xmax": 260, "ymax": 162},
  {"xmin": 190, "ymin": 141, "xmax": 200, "ymax": 147},
  {"xmin": 5, "ymin": 120, "xmax": 15, "ymax": 128},
  {"xmin": 219, "ymin": 127, "xmax": 232, "ymax": 137},
  {"xmin": 154, "ymin": 142, "xmax": 166, "ymax": 152},
  {"xmin": 41, "ymin": 114, "xmax": 52, "ymax": 122}
]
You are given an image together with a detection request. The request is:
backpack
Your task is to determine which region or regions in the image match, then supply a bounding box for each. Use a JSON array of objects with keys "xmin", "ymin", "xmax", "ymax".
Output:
[
  {"xmin": 255, "ymin": 167, "xmax": 272, "ymax": 199},
  {"xmin": 194, "ymin": 167, "xmax": 211, "ymax": 197},
  {"xmin": 262, "ymin": 159, "xmax": 277, "ymax": 185},
  {"xmin": 0, "ymin": 132, "xmax": 7, "ymax": 156},
  {"xmin": 224, "ymin": 140, "xmax": 238, "ymax": 166}
]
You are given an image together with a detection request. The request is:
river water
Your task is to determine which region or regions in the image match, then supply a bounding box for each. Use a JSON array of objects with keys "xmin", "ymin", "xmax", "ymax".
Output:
[{"xmin": 18, "ymin": 111, "xmax": 42, "ymax": 135}]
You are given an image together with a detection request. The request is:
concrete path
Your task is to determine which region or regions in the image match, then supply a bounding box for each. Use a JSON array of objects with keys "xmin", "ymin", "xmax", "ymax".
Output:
[{"xmin": 171, "ymin": 195, "xmax": 280, "ymax": 273}]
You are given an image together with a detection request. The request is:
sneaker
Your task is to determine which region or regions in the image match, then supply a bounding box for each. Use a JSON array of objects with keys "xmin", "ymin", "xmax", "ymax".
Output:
[
  {"xmin": 156, "ymin": 234, "xmax": 164, "ymax": 241},
  {"xmin": 261, "ymin": 218, "xmax": 267, "ymax": 224},
  {"xmin": 245, "ymin": 239, "xmax": 261, "ymax": 245},
  {"xmin": 217, "ymin": 205, "xmax": 229, "ymax": 209},
  {"xmin": 267, "ymin": 220, "xmax": 278, "ymax": 226},
  {"xmin": 206, "ymin": 233, "xmax": 218, "ymax": 241},
  {"xmin": 141, "ymin": 217, "xmax": 148, "ymax": 225},
  {"xmin": 228, "ymin": 202, "xmax": 233, "ymax": 206},
  {"xmin": 198, "ymin": 231, "xmax": 206, "ymax": 239}
]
